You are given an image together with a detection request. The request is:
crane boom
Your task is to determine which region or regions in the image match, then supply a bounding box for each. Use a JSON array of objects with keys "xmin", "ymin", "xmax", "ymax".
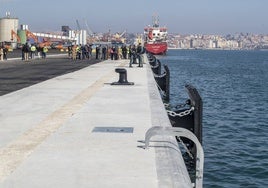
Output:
[
  {"xmin": 76, "ymin": 19, "xmax": 81, "ymax": 30},
  {"xmin": 84, "ymin": 19, "xmax": 93, "ymax": 35},
  {"xmin": 119, "ymin": 30, "xmax": 127, "ymax": 37},
  {"xmin": 11, "ymin": 30, "xmax": 21, "ymax": 43},
  {"xmin": 25, "ymin": 30, "xmax": 38, "ymax": 43}
]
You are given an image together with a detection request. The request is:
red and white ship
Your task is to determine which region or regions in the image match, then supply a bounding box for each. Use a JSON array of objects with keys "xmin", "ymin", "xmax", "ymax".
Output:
[{"xmin": 144, "ymin": 16, "xmax": 168, "ymax": 55}]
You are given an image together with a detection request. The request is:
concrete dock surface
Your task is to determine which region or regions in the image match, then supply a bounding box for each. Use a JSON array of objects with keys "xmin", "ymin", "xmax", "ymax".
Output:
[{"xmin": 0, "ymin": 57, "xmax": 192, "ymax": 187}]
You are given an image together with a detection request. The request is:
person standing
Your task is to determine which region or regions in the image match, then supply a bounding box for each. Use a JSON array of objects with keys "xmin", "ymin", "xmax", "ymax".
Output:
[
  {"xmin": 37, "ymin": 45, "xmax": 42, "ymax": 59},
  {"xmin": 23, "ymin": 43, "xmax": 30, "ymax": 61},
  {"xmin": 127, "ymin": 45, "xmax": 131, "ymax": 59},
  {"xmin": 3, "ymin": 47, "xmax": 8, "ymax": 60},
  {"xmin": 102, "ymin": 45, "xmax": 107, "ymax": 60},
  {"xmin": 118, "ymin": 46, "xmax": 122, "ymax": 59},
  {"xmin": 76, "ymin": 45, "xmax": 81, "ymax": 60},
  {"xmin": 42, "ymin": 46, "xmax": 48, "ymax": 59},
  {"xmin": 136, "ymin": 43, "xmax": 143, "ymax": 67},
  {"xmin": 30, "ymin": 45, "xmax": 36, "ymax": 59},
  {"xmin": 0, "ymin": 46, "xmax": 3, "ymax": 61},
  {"xmin": 81, "ymin": 45, "xmax": 87, "ymax": 60},
  {"xmin": 114, "ymin": 46, "xmax": 118, "ymax": 60},
  {"xmin": 110, "ymin": 46, "xmax": 115, "ymax": 60},
  {"xmin": 71, "ymin": 45, "xmax": 77, "ymax": 60},
  {"xmin": 88, "ymin": 44, "xmax": 92, "ymax": 58},
  {"xmin": 129, "ymin": 45, "xmax": 137, "ymax": 67},
  {"xmin": 122, "ymin": 45, "xmax": 127, "ymax": 59},
  {"xmin": 95, "ymin": 45, "xmax": 100, "ymax": 59},
  {"xmin": 67, "ymin": 45, "xmax": 72, "ymax": 59}
]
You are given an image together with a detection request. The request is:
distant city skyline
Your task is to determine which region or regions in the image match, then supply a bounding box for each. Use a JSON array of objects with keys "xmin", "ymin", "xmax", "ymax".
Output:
[{"xmin": 0, "ymin": 0, "xmax": 267, "ymax": 35}]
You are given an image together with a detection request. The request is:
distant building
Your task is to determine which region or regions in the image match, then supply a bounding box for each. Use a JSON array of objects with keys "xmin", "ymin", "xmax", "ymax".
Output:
[
  {"xmin": 68, "ymin": 30, "xmax": 87, "ymax": 45},
  {"xmin": 62, "ymin": 26, "xmax": 70, "ymax": 36},
  {"xmin": 0, "ymin": 12, "xmax": 19, "ymax": 43}
]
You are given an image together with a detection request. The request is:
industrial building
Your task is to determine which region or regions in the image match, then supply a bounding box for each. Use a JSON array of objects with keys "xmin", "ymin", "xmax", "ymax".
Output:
[{"xmin": 0, "ymin": 12, "xmax": 86, "ymax": 50}]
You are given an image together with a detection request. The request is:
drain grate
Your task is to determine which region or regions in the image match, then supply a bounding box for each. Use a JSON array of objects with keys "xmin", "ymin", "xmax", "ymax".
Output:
[{"xmin": 92, "ymin": 127, "xmax": 134, "ymax": 133}]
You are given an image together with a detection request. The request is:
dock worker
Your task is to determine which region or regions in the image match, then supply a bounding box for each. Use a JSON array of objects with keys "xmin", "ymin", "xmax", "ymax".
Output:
[
  {"xmin": 42, "ymin": 46, "xmax": 48, "ymax": 59},
  {"xmin": 30, "ymin": 45, "xmax": 36, "ymax": 59},
  {"xmin": 76, "ymin": 45, "xmax": 81, "ymax": 60}
]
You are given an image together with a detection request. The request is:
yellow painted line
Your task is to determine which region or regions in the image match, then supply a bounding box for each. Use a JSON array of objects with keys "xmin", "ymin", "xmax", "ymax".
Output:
[{"xmin": 0, "ymin": 62, "xmax": 127, "ymax": 182}]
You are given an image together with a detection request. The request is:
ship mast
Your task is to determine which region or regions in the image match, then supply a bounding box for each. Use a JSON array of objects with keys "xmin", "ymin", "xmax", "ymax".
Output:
[{"xmin": 152, "ymin": 15, "xmax": 159, "ymax": 27}]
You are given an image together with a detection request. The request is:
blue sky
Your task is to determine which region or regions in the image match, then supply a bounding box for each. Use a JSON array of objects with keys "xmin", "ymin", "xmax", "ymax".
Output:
[{"xmin": 0, "ymin": 0, "xmax": 267, "ymax": 34}]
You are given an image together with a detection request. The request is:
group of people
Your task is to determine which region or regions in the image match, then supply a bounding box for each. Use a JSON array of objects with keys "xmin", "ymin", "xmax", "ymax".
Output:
[
  {"xmin": 21, "ymin": 43, "xmax": 48, "ymax": 61},
  {"xmin": 129, "ymin": 43, "xmax": 144, "ymax": 67},
  {"xmin": 0, "ymin": 42, "xmax": 145, "ymax": 65},
  {"xmin": 108, "ymin": 43, "xmax": 144, "ymax": 64},
  {"xmin": 67, "ymin": 44, "xmax": 143, "ymax": 62},
  {"xmin": 95, "ymin": 45, "xmax": 108, "ymax": 60},
  {"xmin": 93, "ymin": 43, "xmax": 144, "ymax": 67},
  {"xmin": 68, "ymin": 44, "xmax": 93, "ymax": 60}
]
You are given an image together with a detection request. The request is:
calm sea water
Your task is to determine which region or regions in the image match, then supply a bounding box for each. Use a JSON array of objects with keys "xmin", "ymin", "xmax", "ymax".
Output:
[{"xmin": 157, "ymin": 49, "xmax": 268, "ymax": 188}]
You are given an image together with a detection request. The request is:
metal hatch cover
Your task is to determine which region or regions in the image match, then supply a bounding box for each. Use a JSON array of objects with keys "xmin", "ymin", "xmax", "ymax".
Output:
[{"xmin": 92, "ymin": 127, "xmax": 134, "ymax": 133}]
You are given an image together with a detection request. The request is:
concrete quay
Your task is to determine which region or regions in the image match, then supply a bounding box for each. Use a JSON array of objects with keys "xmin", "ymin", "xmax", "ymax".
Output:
[{"xmin": 0, "ymin": 56, "xmax": 192, "ymax": 187}]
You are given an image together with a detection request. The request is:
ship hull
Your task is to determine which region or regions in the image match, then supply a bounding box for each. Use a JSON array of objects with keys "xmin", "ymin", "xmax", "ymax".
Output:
[{"xmin": 144, "ymin": 42, "xmax": 167, "ymax": 55}]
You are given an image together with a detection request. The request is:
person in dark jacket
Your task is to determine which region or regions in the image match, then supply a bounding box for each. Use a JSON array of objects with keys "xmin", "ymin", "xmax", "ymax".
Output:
[
  {"xmin": 136, "ymin": 43, "xmax": 143, "ymax": 67},
  {"xmin": 3, "ymin": 47, "xmax": 8, "ymax": 60},
  {"xmin": 95, "ymin": 45, "xmax": 100, "ymax": 59},
  {"xmin": 129, "ymin": 45, "xmax": 137, "ymax": 67},
  {"xmin": 22, "ymin": 43, "xmax": 30, "ymax": 61}
]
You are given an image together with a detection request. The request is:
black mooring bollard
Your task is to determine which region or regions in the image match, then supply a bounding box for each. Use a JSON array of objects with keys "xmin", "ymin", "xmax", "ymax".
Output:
[{"xmin": 111, "ymin": 68, "xmax": 134, "ymax": 85}]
